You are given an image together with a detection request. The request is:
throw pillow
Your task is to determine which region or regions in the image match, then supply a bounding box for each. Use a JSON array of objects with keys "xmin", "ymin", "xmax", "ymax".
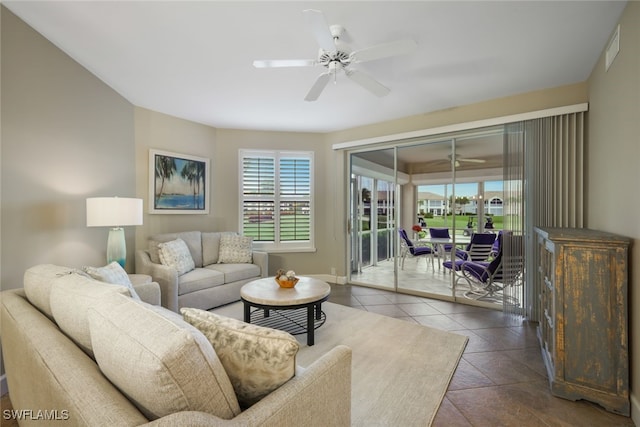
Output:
[
  {"xmin": 82, "ymin": 262, "xmax": 141, "ymax": 301},
  {"xmin": 49, "ymin": 273, "xmax": 132, "ymax": 357},
  {"xmin": 24, "ymin": 264, "xmax": 77, "ymax": 319},
  {"xmin": 158, "ymin": 238, "xmax": 195, "ymax": 275},
  {"xmin": 181, "ymin": 308, "xmax": 299, "ymax": 408},
  {"xmin": 88, "ymin": 294, "xmax": 241, "ymax": 420},
  {"xmin": 218, "ymin": 235, "xmax": 253, "ymax": 264}
]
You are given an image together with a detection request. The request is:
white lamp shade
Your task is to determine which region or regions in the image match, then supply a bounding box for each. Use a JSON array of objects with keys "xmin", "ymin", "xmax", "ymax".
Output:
[{"xmin": 86, "ymin": 197, "xmax": 143, "ymax": 227}]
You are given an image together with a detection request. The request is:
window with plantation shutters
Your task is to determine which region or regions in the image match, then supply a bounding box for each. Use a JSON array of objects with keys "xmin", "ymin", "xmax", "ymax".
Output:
[{"xmin": 240, "ymin": 150, "xmax": 314, "ymax": 251}]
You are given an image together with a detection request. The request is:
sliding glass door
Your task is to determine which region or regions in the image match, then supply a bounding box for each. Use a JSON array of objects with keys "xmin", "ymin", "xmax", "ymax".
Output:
[
  {"xmin": 349, "ymin": 148, "xmax": 398, "ymax": 290},
  {"xmin": 348, "ymin": 126, "xmax": 513, "ymax": 308}
]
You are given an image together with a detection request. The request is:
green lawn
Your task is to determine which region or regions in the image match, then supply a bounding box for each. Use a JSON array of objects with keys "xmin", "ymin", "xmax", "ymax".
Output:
[{"xmin": 425, "ymin": 215, "xmax": 504, "ymax": 231}]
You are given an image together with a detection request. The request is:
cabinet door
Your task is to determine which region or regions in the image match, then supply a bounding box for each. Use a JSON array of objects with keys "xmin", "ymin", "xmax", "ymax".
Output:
[{"xmin": 560, "ymin": 244, "xmax": 626, "ymax": 394}]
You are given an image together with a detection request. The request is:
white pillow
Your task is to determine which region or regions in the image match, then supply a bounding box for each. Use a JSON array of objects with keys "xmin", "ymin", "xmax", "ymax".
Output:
[
  {"xmin": 83, "ymin": 262, "xmax": 141, "ymax": 301},
  {"xmin": 24, "ymin": 264, "xmax": 76, "ymax": 319},
  {"xmin": 181, "ymin": 308, "xmax": 299, "ymax": 408},
  {"xmin": 218, "ymin": 235, "xmax": 253, "ymax": 264},
  {"xmin": 89, "ymin": 294, "xmax": 240, "ymax": 420},
  {"xmin": 158, "ymin": 238, "xmax": 195, "ymax": 275},
  {"xmin": 50, "ymin": 273, "xmax": 132, "ymax": 357}
]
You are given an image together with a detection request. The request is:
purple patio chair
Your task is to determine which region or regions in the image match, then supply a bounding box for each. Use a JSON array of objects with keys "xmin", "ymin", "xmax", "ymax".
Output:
[
  {"xmin": 443, "ymin": 232, "xmax": 496, "ymax": 273},
  {"xmin": 459, "ymin": 233, "xmax": 524, "ymax": 301},
  {"xmin": 428, "ymin": 227, "xmax": 454, "ymax": 252},
  {"xmin": 398, "ymin": 228, "xmax": 433, "ymax": 269}
]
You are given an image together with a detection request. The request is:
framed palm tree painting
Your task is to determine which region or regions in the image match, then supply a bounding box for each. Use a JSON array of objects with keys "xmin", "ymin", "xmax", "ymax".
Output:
[{"xmin": 149, "ymin": 149, "xmax": 210, "ymax": 214}]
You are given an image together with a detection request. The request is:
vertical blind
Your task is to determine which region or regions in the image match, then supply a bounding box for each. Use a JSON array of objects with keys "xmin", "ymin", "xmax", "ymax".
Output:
[
  {"xmin": 525, "ymin": 112, "xmax": 585, "ymax": 321},
  {"xmin": 503, "ymin": 122, "xmax": 526, "ymax": 317}
]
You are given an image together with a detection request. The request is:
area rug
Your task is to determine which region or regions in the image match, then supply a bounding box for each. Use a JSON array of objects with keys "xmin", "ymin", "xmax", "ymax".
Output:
[{"xmin": 212, "ymin": 301, "xmax": 468, "ymax": 426}]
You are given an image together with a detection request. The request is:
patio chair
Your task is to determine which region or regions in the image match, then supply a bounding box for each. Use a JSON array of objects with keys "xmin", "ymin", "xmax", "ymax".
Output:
[
  {"xmin": 489, "ymin": 230, "xmax": 503, "ymax": 258},
  {"xmin": 398, "ymin": 228, "xmax": 433, "ymax": 270},
  {"xmin": 442, "ymin": 232, "xmax": 496, "ymax": 272},
  {"xmin": 459, "ymin": 233, "xmax": 524, "ymax": 302},
  {"xmin": 428, "ymin": 227, "xmax": 454, "ymax": 269}
]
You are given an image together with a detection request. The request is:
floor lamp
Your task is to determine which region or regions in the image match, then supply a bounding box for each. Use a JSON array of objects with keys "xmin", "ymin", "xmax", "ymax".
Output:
[{"xmin": 86, "ymin": 197, "xmax": 143, "ymax": 268}]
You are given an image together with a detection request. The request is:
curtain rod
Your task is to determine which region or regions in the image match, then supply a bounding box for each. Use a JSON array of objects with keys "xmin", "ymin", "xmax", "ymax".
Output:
[{"xmin": 332, "ymin": 103, "xmax": 588, "ymax": 150}]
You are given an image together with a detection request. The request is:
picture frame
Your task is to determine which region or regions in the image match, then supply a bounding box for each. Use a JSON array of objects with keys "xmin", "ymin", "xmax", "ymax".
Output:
[{"xmin": 149, "ymin": 149, "xmax": 210, "ymax": 214}]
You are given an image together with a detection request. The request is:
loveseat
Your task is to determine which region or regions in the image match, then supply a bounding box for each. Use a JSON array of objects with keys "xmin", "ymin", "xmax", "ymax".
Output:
[
  {"xmin": 136, "ymin": 231, "xmax": 268, "ymax": 312},
  {"xmin": 1, "ymin": 264, "xmax": 352, "ymax": 426}
]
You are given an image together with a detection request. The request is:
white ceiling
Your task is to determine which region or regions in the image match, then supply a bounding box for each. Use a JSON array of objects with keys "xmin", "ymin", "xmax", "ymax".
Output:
[{"xmin": 4, "ymin": 1, "xmax": 626, "ymax": 133}]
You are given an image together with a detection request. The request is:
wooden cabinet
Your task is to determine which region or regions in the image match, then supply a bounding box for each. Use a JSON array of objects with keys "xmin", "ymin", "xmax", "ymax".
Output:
[{"xmin": 535, "ymin": 227, "xmax": 631, "ymax": 415}]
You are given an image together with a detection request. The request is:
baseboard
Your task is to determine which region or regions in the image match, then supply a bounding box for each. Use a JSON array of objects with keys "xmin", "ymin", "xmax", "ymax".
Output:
[
  {"xmin": 1, "ymin": 374, "xmax": 7, "ymax": 396},
  {"xmin": 630, "ymin": 392, "xmax": 639, "ymax": 424},
  {"xmin": 305, "ymin": 274, "xmax": 348, "ymax": 285}
]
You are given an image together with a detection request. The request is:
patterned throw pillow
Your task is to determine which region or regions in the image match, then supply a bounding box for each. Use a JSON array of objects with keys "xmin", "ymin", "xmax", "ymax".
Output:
[
  {"xmin": 158, "ymin": 238, "xmax": 195, "ymax": 275},
  {"xmin": 218, "ymin": 235, "xmax": 253, "ymax": 264},
  {"xmin": 181, "ymin": 308, "xmax": 299, "ymax": 408},
  {"xmin": 89, "ymin": 295, "xmax": 241, "ymax": 420},
  {"xmin": 83, "ymin": 262, "xmax": 141, "ymax": 301}
]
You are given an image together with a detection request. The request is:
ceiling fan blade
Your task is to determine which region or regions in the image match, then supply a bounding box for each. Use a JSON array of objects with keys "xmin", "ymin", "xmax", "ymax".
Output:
[
  {"xmin": 253, "ymin": 59, "xmax": 316, "ymax": 68},
  {"xmin": 303, "ymin": 9, "xmax": 335, "ymax": 52},
  {"xmin": 350, "ymin": 39, "xmax": 417, "ymax": 63},
  {"xmin": 345, "ymin": 69, "xmax": 390, "ymax": 97},
  {"xmin": 459, "ymin": 158, "xmax": 486, "ymax": 163},
  {"xmin": 304, "ymin": 72, "xmax": 331, "ymax": 101}
]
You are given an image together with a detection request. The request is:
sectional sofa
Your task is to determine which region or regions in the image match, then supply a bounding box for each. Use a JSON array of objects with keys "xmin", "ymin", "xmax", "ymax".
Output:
[{"xmin": 1, "ymin": 264, "xmax": 352, "ymax": 426}]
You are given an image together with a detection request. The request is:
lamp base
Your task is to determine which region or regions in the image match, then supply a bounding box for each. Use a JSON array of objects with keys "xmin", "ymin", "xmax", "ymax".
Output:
[{"xmin": 107, "ymin": 227, "xmax": 126, "ymax": 268}]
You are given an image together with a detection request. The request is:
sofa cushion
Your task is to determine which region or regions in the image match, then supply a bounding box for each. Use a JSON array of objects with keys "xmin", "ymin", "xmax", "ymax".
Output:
[
  {"xmin": 158, "ymin": 238, "xmax": 196, "ymax": 275},
  {"xmin": 149, "ymin": 231, "xmax": 203, "ymax": 267},
  {"xmin": 218, "ymin": 235, "xmax": 253, "ymax": 264},
  {"xmin": 181, "ymin": 308, "xmax": 299, "ymax": 408},
  {"xmin": 206, "ymin": 263, "xmax": 261, "ymax": 283},
  {"xmin": 178, "ymin": 268, "xmax": 225, "ymax": 296},
  {"xmin": 202, "ymin": 231, "xmax": 236, "ymax": 266},
  {"xmin": 88, "ymin": 294, "xmax": 241, "ymax": 420},
  {"xmin": 24, "ymin": 264, "xmax": 75, "ymax": 319},
  {"xmin": 82, "ymin": 262, "xmax": 141, "ymax": 301},
  {"xmin": 50, "ymin": 273, "xmax": 132, "ymax": 357}
]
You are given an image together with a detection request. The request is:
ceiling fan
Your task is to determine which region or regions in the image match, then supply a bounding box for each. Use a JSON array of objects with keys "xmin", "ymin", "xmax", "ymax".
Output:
[
  {"xmin": 448, "ymin": 154, "xmax": 486, "ymax": 168},
  {"xmin": 252, "ymin": 9, "xmax": 417, "ymax": 101}
]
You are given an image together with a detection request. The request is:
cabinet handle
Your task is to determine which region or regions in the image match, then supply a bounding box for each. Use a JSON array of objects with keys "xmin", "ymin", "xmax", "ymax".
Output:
[
  {"xmin": 544, "ymin": 309, "xmax": 554, "ymax": 329},
  {"xmin": 544, "ymin": 277, "xmax": 553, "ymax": 291}
]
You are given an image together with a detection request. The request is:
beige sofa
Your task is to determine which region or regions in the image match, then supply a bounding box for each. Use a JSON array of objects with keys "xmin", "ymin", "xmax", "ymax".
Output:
[
  {"xmin": 136, "ymin": 231, "xmax": 268, "ymax": 312},
  {"xmin": 1, "ymin": 265, "xmax": 352, "ymax": 426}
]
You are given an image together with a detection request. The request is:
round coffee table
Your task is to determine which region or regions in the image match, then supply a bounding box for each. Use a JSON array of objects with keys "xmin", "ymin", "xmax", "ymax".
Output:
[{"xmin": 241, "ymin": 277, "xmax": 331, "ymax": 346}]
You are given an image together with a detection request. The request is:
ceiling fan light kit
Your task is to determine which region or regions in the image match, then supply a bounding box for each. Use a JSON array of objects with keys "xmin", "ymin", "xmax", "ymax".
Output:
[{"xmin": 253, "ymin": 9, "xmax": 417, "ymax": 101}]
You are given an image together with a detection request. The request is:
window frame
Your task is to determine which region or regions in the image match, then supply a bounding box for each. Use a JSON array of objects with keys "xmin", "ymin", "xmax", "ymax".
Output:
[{"xmin": 239, "ymin": 149, "xmax": 315, "ymax": 253}]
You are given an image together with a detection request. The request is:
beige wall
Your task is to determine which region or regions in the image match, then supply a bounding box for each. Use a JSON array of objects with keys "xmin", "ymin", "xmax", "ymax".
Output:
[
  {"xmin": 1, "ymin": 7, "xmax": 136, "ymax": 290},
  {"xmin": 214, "ymin": 128, "xmax": 343, "ymax": 276},
  {"xmin": 586, "ymin": 1, "xmax": 639, "ymax": 420},
  {"xmin": 134, "ymin": 107, "xmax": 219, "ymax": 245},
  {"xmin": 326, "ymin": 82, "xmax": 588, "ymax": 145},
  {"xmin": 133, "ymin": 116, "xmax": 343, "ymax": 277}
]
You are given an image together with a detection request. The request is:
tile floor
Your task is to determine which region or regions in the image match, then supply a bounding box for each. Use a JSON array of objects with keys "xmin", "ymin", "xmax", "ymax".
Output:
[{"xmin": 327, "ymin": 283, "xmax": 635, "ymax": 427}]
